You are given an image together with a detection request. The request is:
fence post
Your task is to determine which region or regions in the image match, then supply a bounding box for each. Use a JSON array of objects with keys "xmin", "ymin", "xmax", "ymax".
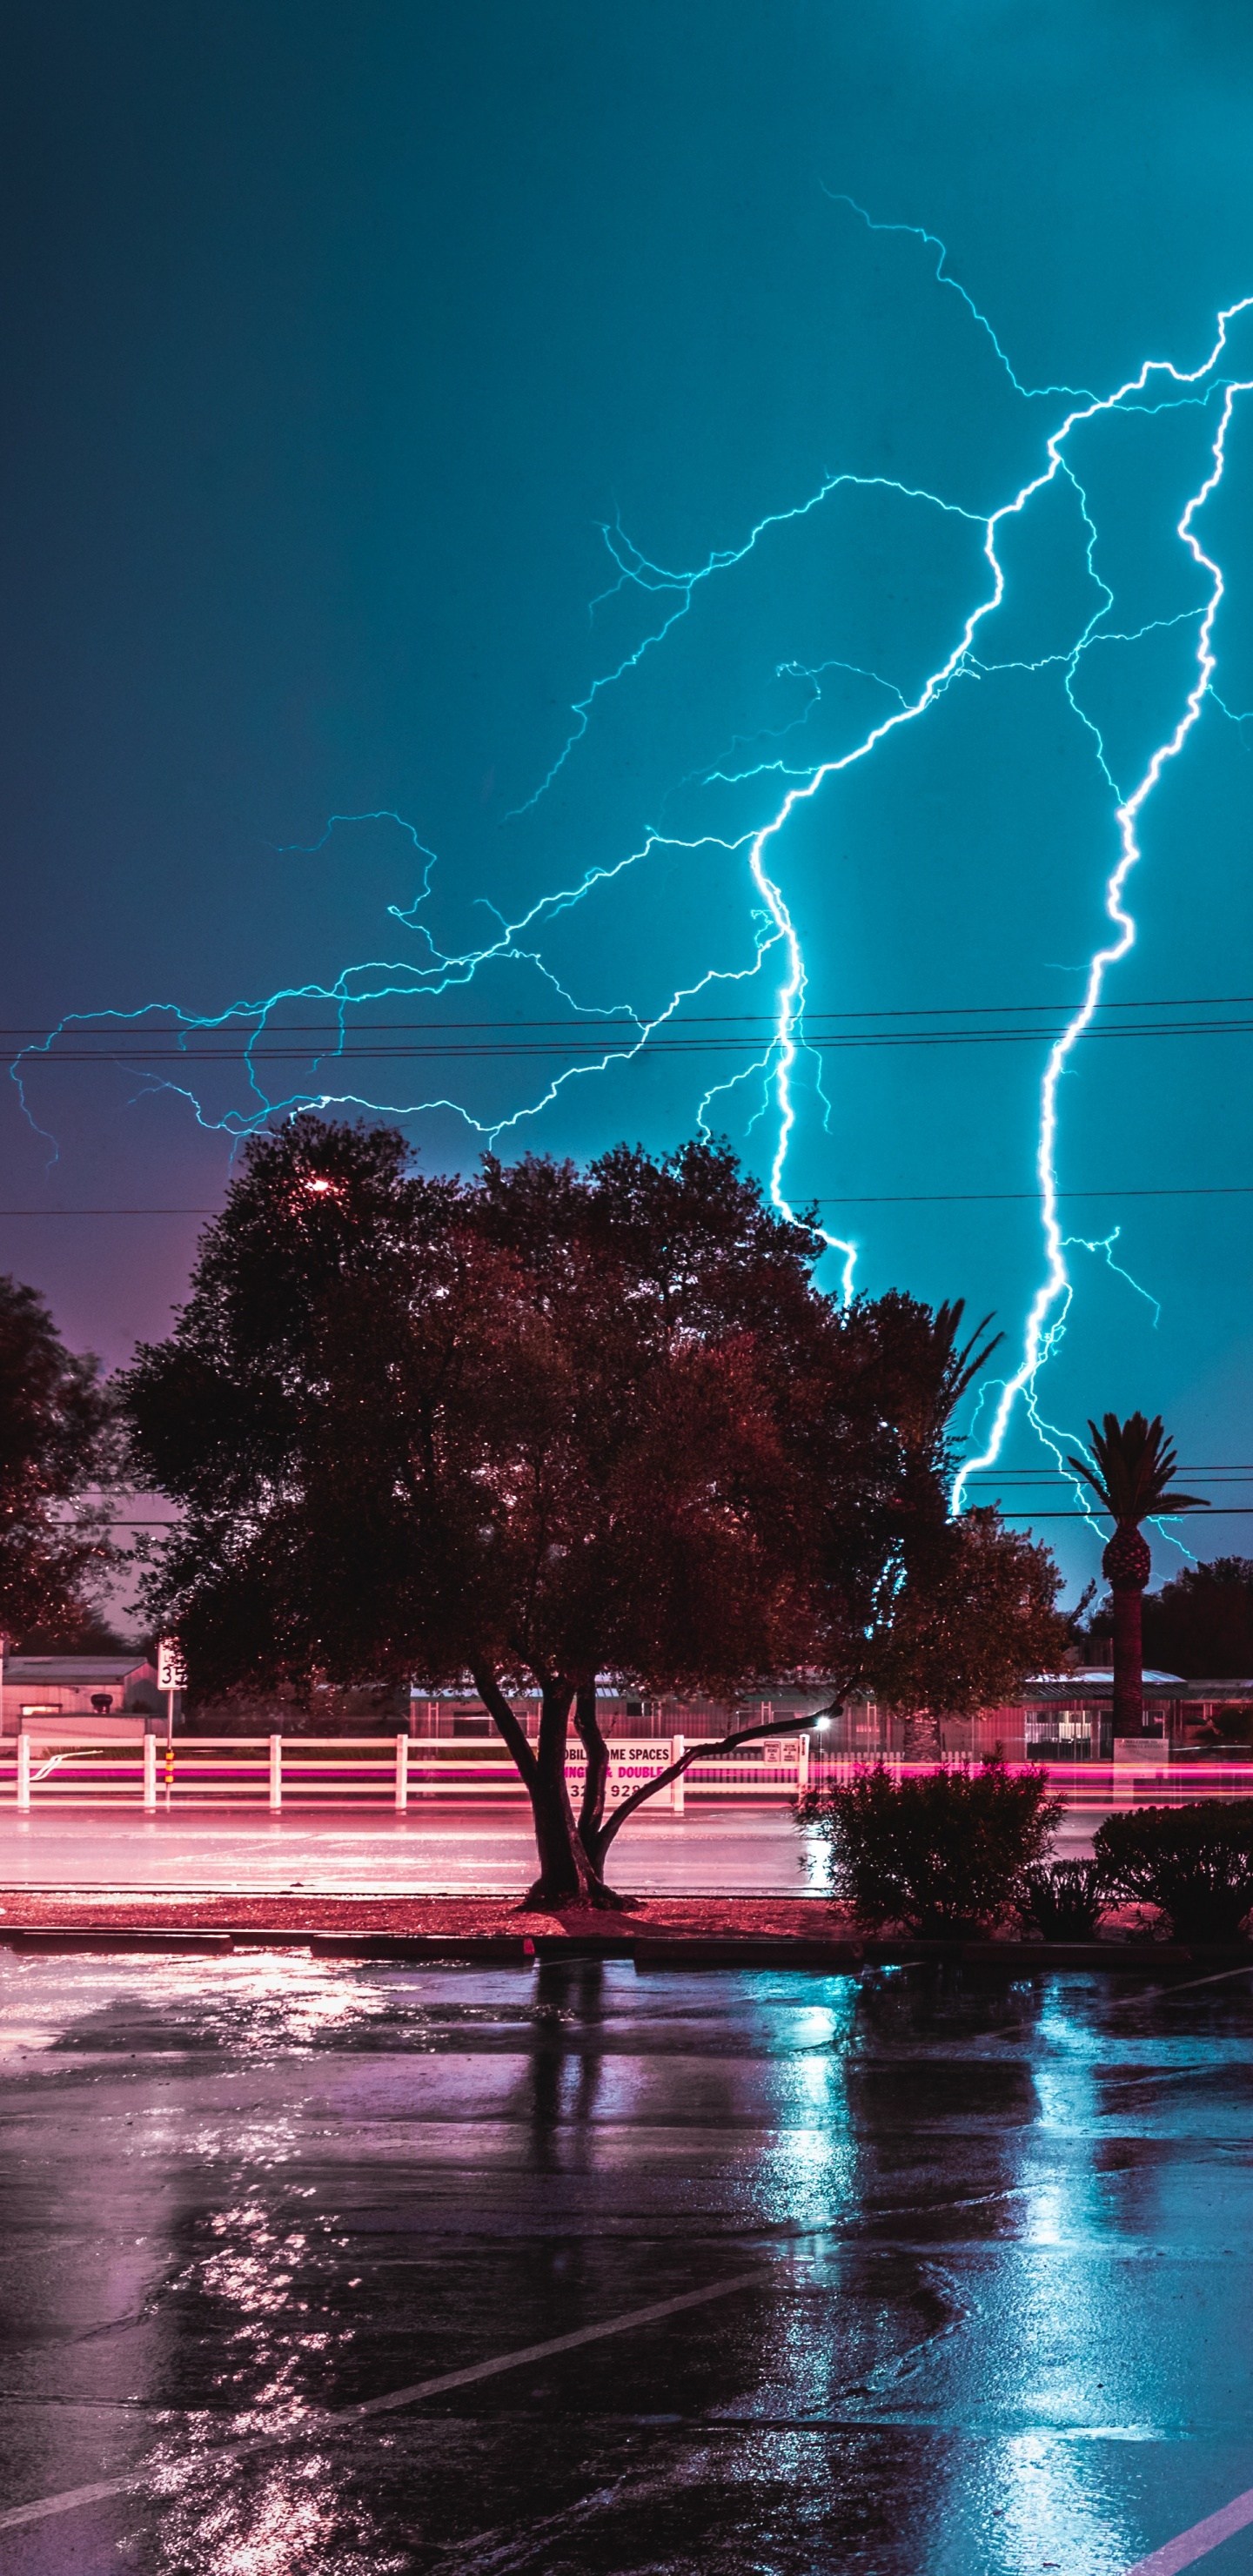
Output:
[
  {"xmin": 269, "ymin": 1734, "xmax": 282, "ymax": 1813},
  {"xmin": 143, "ymin": 1732, "xmax": 157, "ymax": 1812},
  {"xmin": 16, "ymin": 1734, "xmax": 30, "ymax": 1811},
  {"xmin": 395, "ymin": 1733, "xmax": 408, "ymax": 1814},
  {"xmin": 670, "ymin": 1733, "xmax": 685, "ymax": 1816}
]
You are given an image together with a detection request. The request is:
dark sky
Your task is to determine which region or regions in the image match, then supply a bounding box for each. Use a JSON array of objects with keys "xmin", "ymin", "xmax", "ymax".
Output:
[{"xmin": 3, "ymin": 0, "xmax": 1253, "ymax": 1591}]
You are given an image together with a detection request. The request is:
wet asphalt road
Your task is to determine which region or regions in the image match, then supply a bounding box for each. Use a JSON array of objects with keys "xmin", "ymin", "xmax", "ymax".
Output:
[
  {"xmin": 0, "ymin": 1804, "xmax": 818, "ymax": 1894},
  {"xmin": 0, "ymin": 1954, "xmax": 1250, "ymax": 2576},
  {"xmin": 0, "ymin": 1800, "xmax": 1098, "ymax": 1894}
]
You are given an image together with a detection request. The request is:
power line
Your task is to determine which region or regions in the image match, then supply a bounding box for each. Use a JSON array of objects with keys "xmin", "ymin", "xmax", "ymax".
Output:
[
  {"xmin": 816, "ymin": 1185, "xmax": 1253, "ymax": 1204},
  {"xmin": 999, "ymin": 1508, "xmax": 1253, "ymax": 1519},
  {"xmin": 0, "ymin": 1209, "xmax": 218, "ymax": 1217},
  {"xmin": 3, "ymin": 1184, "xmax": 1252, "ymax": 1216},
  {"xmin": 969, "ymin": 1473, "xmax": 1253, "ymax": 1493},
  {"xmin": 14, "ymin": 1019, "xmax": 1253, "ymax": 1063},
  {"xmin": 3, "ymin": 989, "xmax": 1251, "ymax": 1036}
]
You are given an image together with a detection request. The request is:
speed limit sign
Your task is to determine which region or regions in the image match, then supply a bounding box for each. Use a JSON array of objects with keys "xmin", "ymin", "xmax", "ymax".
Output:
[{"xmin": 157, "ymin": 1637, "xmax": 186, "ymax": 1693}]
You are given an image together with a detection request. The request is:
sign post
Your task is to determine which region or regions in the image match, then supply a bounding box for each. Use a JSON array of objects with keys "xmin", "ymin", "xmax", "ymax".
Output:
[{"xmin": 156, "ymin": 1638, "xmax": 185, "ymax": 1795}]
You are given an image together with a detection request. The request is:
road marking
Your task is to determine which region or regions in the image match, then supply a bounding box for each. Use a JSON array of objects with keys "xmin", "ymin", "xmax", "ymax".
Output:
[
  {"xmin": 1106, "ymin": 1965, "xmax": 1253, "ymax": 2009},
  {"xmin": 1122, "ymin": 2486, "xmax": 1253, "ymax": 2574},
  {"xmin": 0, "ymin": 2473, "xmax": 147, "ymax": 2532},
  {"xmin": 341, "ymin": 2269, "xmax": 766, "ymax": 2420},
  {"xmin": 0, "ymin": 2267, "xmax": 767, "ymax": 2532}
]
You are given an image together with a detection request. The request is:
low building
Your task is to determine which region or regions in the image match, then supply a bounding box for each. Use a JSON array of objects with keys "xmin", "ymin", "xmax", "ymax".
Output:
[
  {"xmin": 0, "ymin": 1652, "xmax": 160, "ymax": 1740},
  {"xmin": 408, "ymin": 1683, "xmax": 836, "ymax": 1741},
  {"xmin": 821, "ymin": 1670, "xmax": 1253, "ymax": 1761}
]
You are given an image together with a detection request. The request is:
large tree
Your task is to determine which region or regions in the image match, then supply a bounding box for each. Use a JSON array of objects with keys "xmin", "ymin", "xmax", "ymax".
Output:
[
  {"xmin": 0, "ymin": 1275, "xmax": 115, "ymax": 1640},
  {"xmin": 125, "ymin": 1117, "xmax": 1062, "ymax": 1902}
]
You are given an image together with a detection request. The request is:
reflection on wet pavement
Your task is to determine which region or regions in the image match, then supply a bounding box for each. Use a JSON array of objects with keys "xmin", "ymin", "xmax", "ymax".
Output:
[{"xmin": 0, "ymin": 1952, "xmax": 1250, "ymax": 2573}]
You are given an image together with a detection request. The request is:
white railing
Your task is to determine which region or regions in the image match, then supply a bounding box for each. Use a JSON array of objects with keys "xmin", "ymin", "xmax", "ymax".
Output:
[
  {"xmin": 3, "ymin": 1732, "xmax": 1250, "ymax": 1813},
  {"xmin": 0, "ymin": 1732, "xmax": 816, "ymax": 1812}
]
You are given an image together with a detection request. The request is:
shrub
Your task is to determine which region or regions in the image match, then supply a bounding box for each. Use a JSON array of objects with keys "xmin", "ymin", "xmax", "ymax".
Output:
[
  {"xmin": 1092, "ymin": 1803, "xmax": 1253, "ymax": 1944},
  {"xmin": 797, "ymin": 1759, "xmax": 1061, "ymax": 1936},
  {"xmin": 1020, "ymin": 1858, "xmax": 1106, "ymax": 1941}
]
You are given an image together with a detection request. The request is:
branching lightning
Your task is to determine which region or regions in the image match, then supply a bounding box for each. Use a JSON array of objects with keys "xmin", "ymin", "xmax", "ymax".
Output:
[
  {"xmin": 14, "ymin": 204, "xmax": 1253, "ymax": 1574},
  {"xmin": 949, "ymin": 351, "xmax": 1253, "ymax": 1510}
]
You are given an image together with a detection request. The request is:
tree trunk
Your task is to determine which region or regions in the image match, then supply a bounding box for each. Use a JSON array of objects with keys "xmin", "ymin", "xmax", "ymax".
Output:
[
  {"xmin": 1102, "ymin": 1519, "xmax": 1151, "ymax": 1741},
  {"xmin": 573, "ymin": 1682, "xmax": 611, "ymax": 1855},
  {"xmin": 473, "ymin": 1665, "xmax": 619, "ymax": 1909},
  {"xmin": 1110, "ymin": 1583, "xmax": 1144, "ymax": 1737}
]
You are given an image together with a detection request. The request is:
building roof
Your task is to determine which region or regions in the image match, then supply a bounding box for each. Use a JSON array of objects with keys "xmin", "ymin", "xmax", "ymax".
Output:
[
  {"xmin": 2, "ymin": 1655, "xmax": 153, "ymax": 1685},
  {"xmin": 1053, "ymin": 1666, "xmax": 1186, "ymax": 1687}
]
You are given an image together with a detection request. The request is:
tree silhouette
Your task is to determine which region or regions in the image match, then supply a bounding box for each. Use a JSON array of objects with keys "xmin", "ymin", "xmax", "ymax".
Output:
[
  {"xmin": 1137, "ymin": 1557, "xmax": 1253, "ymax": 1680},
  {"xmin": 0, "ymin": 1276, "xmax": 114, "ymax": 1640},
  {"xmin": 125, "ymin": 1117, "xmax": 1069, "ymax": 1906},
  {"xmin": 1067, "ymin": 1413, "xmax": 1209, "ymax": 1735}
]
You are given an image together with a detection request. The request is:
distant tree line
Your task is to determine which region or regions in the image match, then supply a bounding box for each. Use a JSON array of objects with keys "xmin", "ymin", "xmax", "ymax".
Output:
[
  {"xmin": 0, "ymin": 1275, "xmax": 117, "ymax": 1644},
  {"xmin": 1089, "ymin": 1556, "xmax": 1253, "ymax": 1681}
]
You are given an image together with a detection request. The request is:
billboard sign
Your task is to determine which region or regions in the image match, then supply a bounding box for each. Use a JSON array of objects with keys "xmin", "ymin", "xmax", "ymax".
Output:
[{"xmin": 564, "ymin": 1737, "xmax": 677, "ymax": 1811}]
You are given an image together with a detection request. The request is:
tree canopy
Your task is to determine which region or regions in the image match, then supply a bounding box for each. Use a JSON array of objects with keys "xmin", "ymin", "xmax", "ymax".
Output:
[
  {"xmin": 1111, "ymin": 1557, "xmax": 1253, "ymax": 1680},
  {"xmin": 0, "ymin": 1275, "xmax": 114, "ymax": 1640},
  {"xmin": 124, "ymin": 1117, "xmax": 1068, "ymax": 1902}
]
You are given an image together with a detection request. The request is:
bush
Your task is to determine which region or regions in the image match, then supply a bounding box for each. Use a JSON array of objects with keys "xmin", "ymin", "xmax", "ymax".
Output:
[
  {"xmin": 797, "ymin": 1759, "xmax": 1061, "ymax": 1936},
  {"xmin": 1020, "ymin": 1858, "xmax": 1106, "ymax": 1941},
  {"xmin": 1092, "ymin": 1803, "xmax": 1253, "ymax": 1944}
]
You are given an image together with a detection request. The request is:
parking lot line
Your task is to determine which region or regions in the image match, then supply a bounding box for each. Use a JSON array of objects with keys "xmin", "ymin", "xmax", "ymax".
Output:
[
  {"xmin": 1123, "ymin": 2485, "xmax": 1253, "ymax": 2574},
  {"xmin": 0, "ymin": 2266, "xmax": 767, "ymax": 2532}
]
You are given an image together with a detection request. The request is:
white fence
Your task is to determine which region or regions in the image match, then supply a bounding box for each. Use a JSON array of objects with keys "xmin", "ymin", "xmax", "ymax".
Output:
[
  {"xmin": 1, "ymin": 1732, "xmax": 813, "ymax": 1814},
  {"xmin": 3, "ymin": 1732, "xmax": 1250, "ymax": 1815}
]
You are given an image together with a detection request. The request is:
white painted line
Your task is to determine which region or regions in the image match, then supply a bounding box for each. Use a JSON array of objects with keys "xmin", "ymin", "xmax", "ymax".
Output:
[
  {"xmin": 1106, "ymin": 1965, "xmax": 1253, "ymax": 2009},
  {"xmin": 1122, "ymin": 2485, "xmax": 1253, "ymax": 2574},
  {"xmin": 343, "ymin": 2268, "xmax": 766, "ymax": 2419},
  {"xmin": 0, "ymin": 2266, "xmax": 766, "ymax": 2532},
  {"xmin": 0, "ymin": 2473, "xmax": 148, "ymax": 2532}
]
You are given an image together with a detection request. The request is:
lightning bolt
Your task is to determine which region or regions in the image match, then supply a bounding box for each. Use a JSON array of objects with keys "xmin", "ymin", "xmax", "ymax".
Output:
[
  {"xmin": 12, "ymin": 205, "xmax": 1253, "ymax": 1535},
  {"xmin": 950, "ymin": 351, "xmax": 1253, "ymax": 1510}
]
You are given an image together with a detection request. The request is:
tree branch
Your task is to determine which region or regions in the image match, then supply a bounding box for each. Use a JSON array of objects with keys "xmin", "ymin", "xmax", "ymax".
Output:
[
  {"xmin": 471, "ymin": 1664, "xmax": 539, "ymax": 1789},
  {"xmin": 573, "ymin": 1680, "xmax": 610, "ymax": 1842},
  {"xmin": 596, "ymin": 1708, "xmax": 834, "ymax": 1856}
]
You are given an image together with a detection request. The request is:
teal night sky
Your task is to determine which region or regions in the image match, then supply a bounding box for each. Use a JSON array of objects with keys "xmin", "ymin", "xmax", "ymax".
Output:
[{"xmin": 3, "ymin": 0, "xmax": 1253, "ymax": 1593}]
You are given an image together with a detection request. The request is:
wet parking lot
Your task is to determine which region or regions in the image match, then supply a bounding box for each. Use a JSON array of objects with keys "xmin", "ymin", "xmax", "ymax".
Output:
[{"xmin": 0, "ymin": 1952, "xmax": 1250, "ymax": 2575}]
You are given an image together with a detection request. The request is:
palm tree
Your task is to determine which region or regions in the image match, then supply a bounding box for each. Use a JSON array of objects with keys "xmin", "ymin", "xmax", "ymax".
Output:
[{"xmin": 1067, "ymin": 1414, "xmax": 1209, "ymax": 1738}]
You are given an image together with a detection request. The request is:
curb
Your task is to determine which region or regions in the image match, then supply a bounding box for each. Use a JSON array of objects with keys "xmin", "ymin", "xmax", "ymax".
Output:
[
  {"xmin": 2, "ymin": 1927, "xmax": 1250, "ymax": 1972},
  {"xmin": 633, "ymin": 1937, "xmax": 863, "ymax": 1970},
  {"xmin": 3, "ymin": 1929, "xmax": 235, "ymax": 1955}
]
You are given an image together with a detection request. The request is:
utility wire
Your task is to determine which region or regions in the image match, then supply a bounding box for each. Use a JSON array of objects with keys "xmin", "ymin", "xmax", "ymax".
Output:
[
  {"xmin": 15, "ymin": 1020, "xmax": 1253, "ymax": 1062},
  {"xmin": 2, "ymin": 1184, "xmax": 1251, "ymax": 1216},
  {"xmin": 2, "ymin": 989, "xmax": 1251, "ymax": 1035}
]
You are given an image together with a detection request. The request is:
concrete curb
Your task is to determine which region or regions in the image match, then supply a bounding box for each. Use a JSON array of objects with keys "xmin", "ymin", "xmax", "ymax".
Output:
[
  {"xmin": 1, "ymin": 1926, "xmax": 1250, "ymax": 1971},
  {"xmin": 3, "ymin": 1929, "xmax": 234, "ymax": 1955},
  {"xmin": 633, "ymin": 1937, "xmax": 864, "ymax": 1969}
]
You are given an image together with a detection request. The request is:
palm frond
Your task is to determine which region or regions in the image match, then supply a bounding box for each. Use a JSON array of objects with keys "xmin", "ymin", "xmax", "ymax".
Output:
[
  {"xmin": 932, "ymin": 1299, "xmax": 1004, "ymax": 1424},
  {"xmin": 1067, "ymin": 1411, "xmax": 1210, "ymax": 1526}
]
